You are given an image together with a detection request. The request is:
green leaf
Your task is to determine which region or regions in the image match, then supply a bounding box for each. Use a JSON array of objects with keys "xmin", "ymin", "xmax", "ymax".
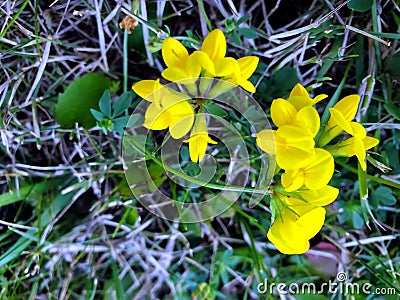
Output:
[
  {"xmin": 231, "ymin": 31, "xmax": 242, "ymax": 46},
  {"xmin": 0, "ymin": 237, "xmax": 31, "ymax": 268},
  {"xmin": 237, "ymin": 15, "xmax": 250, "ymax": 25},
  {"xmin": 0, "ymin": 177, "xmax": 65, "ymax": 207},
  {"xmin": 373, "ymin": 186, "xmax": 397, "ymax": 206},
  {"xmin": 348, "ymin": 0, "xmax": 373, "ymax": 12},
  {"xmin": 113, "ymin": 91, "xmax": 133, "ymax": 117},
  {"xmin": 271, "ymin": 66, "xmax": 299, "ymax": 92},
  {"xmin": 126, "ymin": 114, "xmax": 142, "ymax": 127},
  {"xmin": 112, "ymin": 116, "xmax": 130, "ymax": 134},
  {"xmin": 55, "ymin": 73, "xmax": 112, "ymax": 128},
  {"xmin": 204, "ymin": 102, "xmax": 228, "ymax": 118},
  {"xmin": 352, "ymin": 210, "xmax": 364, "ymax": 229},
  {"xmin": 237, "ymin": 27, "xmax": 258, "ymax": 39},
  {"xmin": 370, "ymin": 32, "xmax": 400, "ymax": 39},
  {"xmin": 384, "ymin": 102, "xmax": 400, "ymax": 120},
  {"xmin": 90, "ymin": 109, "xmax": 104, "ymax": 121},
  {"xmin": 111, "ymin": 259, "xmax": 127, "ymax": 300},
  {"xmin": 99, "ymin": 90, "xmax": 111, "ymax": 118}
]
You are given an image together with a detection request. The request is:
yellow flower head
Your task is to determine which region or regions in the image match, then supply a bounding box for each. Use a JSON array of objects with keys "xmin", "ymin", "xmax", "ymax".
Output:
[
  {"xmin": 161, "ymin": 38, "xmax": 215, "ymax": 83},
  {"xmin": 326, "ymin": 122, "xmax": 379, "ymax": 170},
  {"xmin": 281, "ymin": 148, "xmax": 334, "ymax": 192},
  {"xmin": 268, "ymin": 198, "xmax": 326, "ymax": 254},
  {"xmin": 287, "ymin": 84, "xmax": 328, "ymax": 110},
  {"xmin": 227, "ymin": 56, "xmax": 259, "ymax": 93},
  {"xmin": 256, "ymin": 126, "xmax": 315, "ymax": 170},
  {"xmin": 184, "ymin": 113, "xmax": 217, "ymax": 162},
  {"xmin": 318, "ymin": 95, "xmax": 361, "ymax": 146},
  {"xmin": 139, "ymin": 89, "xmax": 194, "ymax": 140},
  {"xmin": 270, "ymin": 99, "xmax": 320, "ymax": 137},
  {"xmin": 161, "ymin": 29, "xmax": 259, "ymax": 93}
]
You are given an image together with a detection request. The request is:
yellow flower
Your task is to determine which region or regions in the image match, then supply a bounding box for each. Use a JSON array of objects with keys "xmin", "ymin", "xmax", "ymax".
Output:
[
  {"xmin": 132, "ymin": 78, "xmax": 195, "ymax": 139},
  {"xmin": 270, "ymin": 99, "xmax": 320, "ymax": 137},
  {"xmin": 318, "ymin": 95, "xmax": 361, "ymax": 146},
  {"xmin": 201, "ymin": 29, "xmax": 233, "ymax": 76},
  {"xmin": 268, "ymin": 199, "xmax": 326, "ymax": 254},
  {"xmin": 286, "ymin": 84, "xmax": 328, "ymax": 111},
  {"xmin": 143, "ymin": 91, "xmax": 194, "ymax": 139},
  {"xmin": 256, "ymin": 126, "xmax": 315, "ymax": 170},
  {"xmin": 222, "ymin": 56, "xmax": 259, "ymax": 93},
  {"xmin": 161, "ymin": 29, "xmax": 259, "ymax": 94},
  {"xmin": 161, "ymin": 38, "xmax": 215, "ymax": 83},
  {"xmin": 281, "ymin": 148, "xmax": 334, "ymax": 192},
  {"xmin": 184, "ymin": 113, "xmax": 217, "ymax": 162},
  {"xmin": 326, "ymin": 122, "xmax": 379, "ymax": 170},
  {"xmin": 202, "ymin": 29, "xmax": 259, "ymax": 93}
]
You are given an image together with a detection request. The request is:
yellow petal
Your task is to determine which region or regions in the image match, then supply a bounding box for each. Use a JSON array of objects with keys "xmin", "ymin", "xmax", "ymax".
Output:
[
  {"xmin": 318, "ymin": 105, "xmax": 357, "ymax": 146},
  {"xmin": 255, "ymin": 130, "xmax": 276, "ymax": 154},
  {"xmin": 287, "ymin": 84, "xmax": 313, "ymax": 110},
  {"xmin": 277, "ymin": 147, "xmax": 314, "ymax": 170},
  {"xmin": 295, "ymin": 185, "xmax": 339, "ymax": 206},
  {"xmin": 290, "ymin": 83, "xmax": 309, "ymax": 97},
  {"xmin": 363, "ymin": 136, "xmax": 379, "ymax": 150},
  {"xmin": 201, "ymin": 29, "xmax": 226, "ymax": 61},
  {"xmin": 303, "ymin": 148, "xmax": 334, "ymax": 190},
  {"xmin": 314, "ymin": 94, "xmax": 328, "ymax": 104},
  {"xmin": 275, "ymin": 125, "xmax": 315, "ymax": 169},
  {"xmin": 237, "ymin": 56, "xmax": 259, "ymax": 80},
  {"xmin": 132, "ymin": 79, "xmax": 162, "ymax": 102},
  {"xmin": 161, "ymin": 67, "xmax": 197, "ymax": 83},
  {"xmin": 296, "ymin": 106, "xmax": 320, "ymax": 137},
  {"xmin": 271, "ymin": 99, "xmax": 297, "ymax": 127},
  {"xmin": 184, "ymin": 114, "xmax": 217, "ymax": 162},
  {"xmin": 296, "ymin": 207, "xmax": 326, "ymax": 240},
  {"xmin": 352, "ymin": 137, "xmax": 367, "ymax": 170},
  {"xmin": 188, "ymin": 51, "xmax": 215, "ymax": 76},
  {"xmin": 214, "ymin": 57, "xmax": 236, "ymax": 76},
  {"xmin": 208, "ymin": 80, "xmax": 236, "ymax": 98},
  {"xmin": 333, "ymin": 94, "xmax": 360, "ymax": 121},
  {"xmin": 240, "ymin": 80, "xmax": 256, "ymax": 93},
  {"xmin": 268, "ymin": 205, "xmax": 325, "ymax": 254},
  {"xmin": 143, "ymin": 103, "xmax": 171, "ymax": 130},
  {"xmin": 168, "ymin": 102, "xmax": 194, "ymax": 139},
  {"xmin": 281, "ymin": 169, "xmax": 304, "ymax": 192},
  {"xmin": 162, "ymin": 38, "xmax": 189, "ymax": 68},
  {"xmin": 327, "ymin": 137, "xmax": 367, "ymax": 169},
  {"xmin": 268, "ymin": 226, "xmax": 310, "ymax": 254},
  {"xmin": 329, "ymin": 108, "xmax": 353, "ymax": 134},
  {"xmin": 277, "ymin": 125, "xmax": 315, "ymax": 149},
  {"xmin": 350, "ymin": 122, "xmax": 366, "ymax": 139},
  {"xmin": 268, "ymin": 211, "xmax": 310, "ymax": 254}
]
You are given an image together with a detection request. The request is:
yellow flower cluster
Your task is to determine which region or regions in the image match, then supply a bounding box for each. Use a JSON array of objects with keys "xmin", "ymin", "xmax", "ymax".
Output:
[
  {"xmin": 256, "ymin": 84, "xmax": 379, "ymax": 254},
  {"xmin": 130, "ymin": 28, "xmax": 380, "ymax": 256},
  {"xmin": 132, "ymin": 29, "xmax": 259, "ymax": 162}
]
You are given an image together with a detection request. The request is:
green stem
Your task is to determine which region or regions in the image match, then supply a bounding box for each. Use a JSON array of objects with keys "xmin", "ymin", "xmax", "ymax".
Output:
[
  {"xmin": 123, "ymin": 29, "xmax": 128, "ymax": 92},
  {"xmin": 315, "ymin": 61, "xmax": 352, "ymax": 145},
  {"xmin": 336, "ymin": 161, "xmax": 400, "ymax": 190},
  {"xmin": 0, "ymin": 0, "xmax": 30, "ymax": 40},
  {"xmin": 196, "ymin": 0, "xmax": 212, "ymax": 31},
  {"xmin": 127, "ymin": 135, "xmax": 272, "ymax": 195}
]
